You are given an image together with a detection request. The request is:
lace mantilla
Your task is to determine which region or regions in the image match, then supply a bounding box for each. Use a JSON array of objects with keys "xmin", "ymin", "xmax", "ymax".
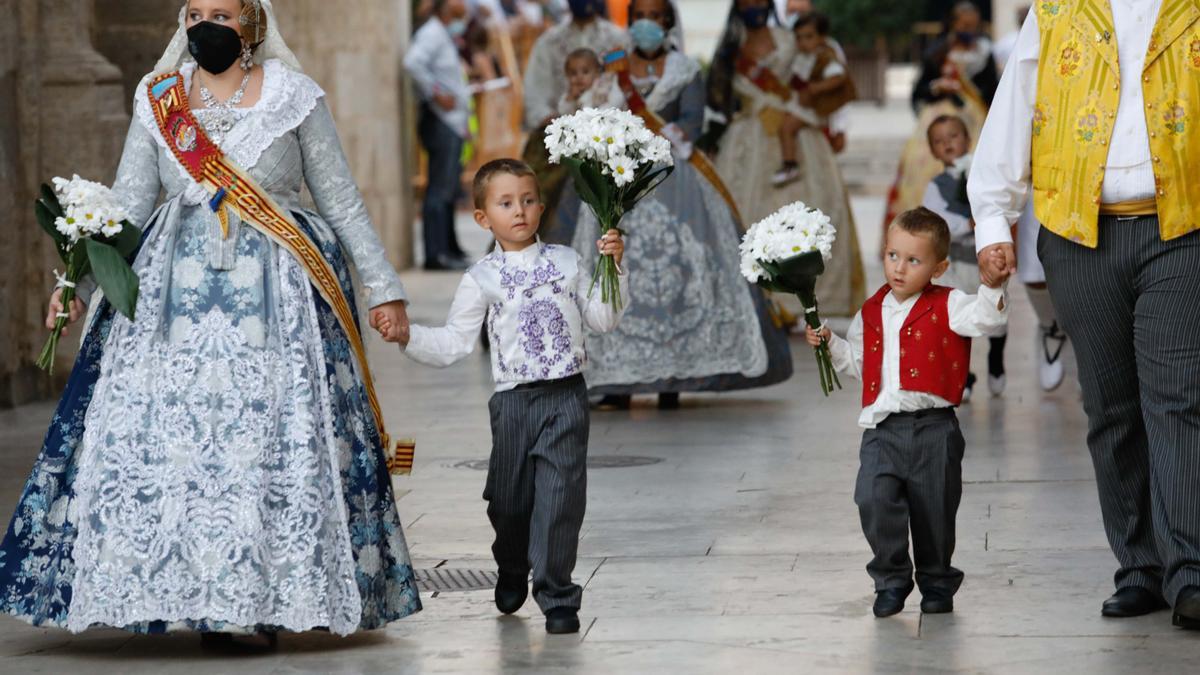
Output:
[
  {"xmin": 134, "ymin": 59, "xmax": 325, "ymax": 205},
  {"xmin": 643, "ymin": 51, "xmax": 702, "ymax": 115}
]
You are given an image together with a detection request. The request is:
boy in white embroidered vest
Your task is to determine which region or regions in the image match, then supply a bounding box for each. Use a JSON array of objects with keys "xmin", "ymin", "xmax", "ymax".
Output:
[
  {"xmin": 388, "ymin": 158, "xmax": 627, "ymax": 635},
  {"xmin": 806, "ymin": 207, "xmax": 1009, "ymax": 618},
  {"xmin": 920, "ymin": 114, "xmax": 1008, "ymax": 401}
]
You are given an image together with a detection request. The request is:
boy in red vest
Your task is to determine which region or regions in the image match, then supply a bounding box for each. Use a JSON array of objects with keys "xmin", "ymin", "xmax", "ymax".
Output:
[{"xmin": 807, "ymin": 207, "xmax": 1010, "ymax": 618}]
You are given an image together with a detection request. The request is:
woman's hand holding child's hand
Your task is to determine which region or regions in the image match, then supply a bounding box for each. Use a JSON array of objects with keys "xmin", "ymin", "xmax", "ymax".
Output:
[
  {"xmin": 371, "ymin": 301, "xmax": 411, "ymax": 347},
  {"xmin": 597, "ymin": 229, "xmax": 625, "ymax": 267}
]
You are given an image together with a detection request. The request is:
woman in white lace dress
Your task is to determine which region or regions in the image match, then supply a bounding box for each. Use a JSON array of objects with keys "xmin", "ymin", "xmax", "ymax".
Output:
[
  {"xmin": 701, "ymin": 0, "xmax": 865, "ymax": 317},
  {"xmin": 572, "ymin": 0, "xmax": 792, "ymax": 410},
  {"xmin": 0, "ymin": 0, "xmax": 420, "ymax": 644}
]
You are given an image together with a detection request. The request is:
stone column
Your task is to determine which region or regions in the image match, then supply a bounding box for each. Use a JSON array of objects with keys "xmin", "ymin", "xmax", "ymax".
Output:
[
  {"xmin": 277, "ymin": 0, "xmax": 416, "ymax": 270},
  {"xmin": 0, "ymin": 0, "xmax": 130, "ymax": 406}
]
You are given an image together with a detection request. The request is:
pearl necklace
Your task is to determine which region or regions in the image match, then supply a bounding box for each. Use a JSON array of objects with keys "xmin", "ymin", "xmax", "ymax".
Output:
[{"xmin": 197, "ymin": 71, "xmax": 252, "ymax": 145}]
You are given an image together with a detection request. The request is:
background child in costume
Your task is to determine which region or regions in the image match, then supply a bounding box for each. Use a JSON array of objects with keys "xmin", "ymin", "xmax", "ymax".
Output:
[
  {"xmin": 557, "ymin": 48, "xmax": 624, "ymax": 115},
  {"xmin": 807, "ymin": 207, "xmax": 1010, "ymax": 618},
  {"xmin": 382, "ymin": 158, "xmax": 627, "ymax": 635},
  {"xmin": 772, "ymin": 11, "xmax": 855, "ymax": 187},
  {"xmin": 920, "ymin": 114, "xmax": 1007, "ymax": 400}
]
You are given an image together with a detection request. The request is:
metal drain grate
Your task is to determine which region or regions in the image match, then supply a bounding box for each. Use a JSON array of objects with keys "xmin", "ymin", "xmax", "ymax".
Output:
[
  {"xmin": 415, "ymin": 568, "xmax": 498, "ymax": 593},
  {"xmin": 452, "ymin": 455, "xmax": 663, "ymax": 471}
]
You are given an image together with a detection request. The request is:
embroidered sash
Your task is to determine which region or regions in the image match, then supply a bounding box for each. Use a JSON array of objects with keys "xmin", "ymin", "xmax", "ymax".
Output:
[
  {"xmin": 147, "ymin": 71, "xmax": 413, "ymax": 475},
  {"xmin": 605, "ymin": 51, "xmax": 744, "ymax": 227}
]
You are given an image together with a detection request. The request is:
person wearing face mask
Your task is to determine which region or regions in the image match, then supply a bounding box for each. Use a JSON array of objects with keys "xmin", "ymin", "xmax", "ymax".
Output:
[
  {"xmin": 571, "ymin": 0, "xmax": 793, "ymax": 411},
  {"xmin": 0, "ymin": 0, "xmax": 422, "ymax": 649},
  {"xmin": 702, "ymin": 0, "xmax": 865, "ymax": 318},
  {"xmin": 519, "ymin": 0, "xmax": 626, "ymax": 245},
  {"xmin": 405, "ymin": 0, "xmax": 474, "ymax": 270}
]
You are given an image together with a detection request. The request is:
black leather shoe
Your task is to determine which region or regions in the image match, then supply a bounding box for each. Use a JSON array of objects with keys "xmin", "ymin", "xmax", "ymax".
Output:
[
  {"xmin": 494, "ymin": 572, "xmax": 528, "ymax": 615},
  {"xmin": 1101, "ymin": 586, "xmax": 1169, "ymax": 618},
  {"xmin": 920, "ymin": 593, "xmax": 954, "ymax": 614},
  {"xmin": 1173, "ymin": 586, "xmax": 1200, "ymax": 629},
  {"xmin": 658, "ymin": 393, "xmax": 680, "ymax": 410},
  {"xmin": 595, "ymin": 394, "xmax": 632, "ymax": 410},
  {"xmin": 545, "ymin": 607, "xmax": 581, "ymax": 634},
  {"xmin": 873, "ymin": 588, "xmax": 911, "ymax": 618}
]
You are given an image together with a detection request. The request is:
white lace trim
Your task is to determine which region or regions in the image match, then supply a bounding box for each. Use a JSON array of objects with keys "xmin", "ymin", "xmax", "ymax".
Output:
[
  {"xmin": 134, "ymin": 59, "xmax": 325, "ymax": 205},
  {"xmin": 643, "ymin": 51, "xmax": 701, "ymax": 115}
]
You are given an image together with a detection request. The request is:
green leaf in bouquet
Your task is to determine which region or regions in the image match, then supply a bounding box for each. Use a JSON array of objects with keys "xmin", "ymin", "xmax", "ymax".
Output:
[
  {"xmin": 106, "ymin": 221, "xmax": 143, "ymax": 259},
  {"xmin": 35, "ymin": 200, "xmax": 69, "ymax": 252},
  {"xmin": 39, "ymin": 184, "xmax": 64, "ymax": 217},
  {"xmin": 761, "ymin": 251, "xmax": 826, "ymax": 292},
  {"xmin": 85, "ymin": 238, "xmax": 139, "ymax": 320},
  {"xmin": 622, "ymin": 165, "xmax": 673, "ymax": 211},
  {"xmin": 563, "ymin": 157, "xmax": 599, "ymax": 204},
  {"xmin": 580, "ymin": 161, "xmax": 613, "ymax": 209}
]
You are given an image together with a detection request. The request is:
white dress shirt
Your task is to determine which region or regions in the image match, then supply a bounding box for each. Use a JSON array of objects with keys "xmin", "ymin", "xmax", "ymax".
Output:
[
  {"xmin": 967, "ymin": 0, "xmax": 1163, "ymax": 251},
  {"xmin": 404, "ymin": 242, "xmax": 628, "ymax": 391},
  {"xmin": 404, "ymin": 18, "xmax": 471, "ymax": 138},
  {"xmin": 828, "ymin": 284, "xmax": 1009, "ymax": 428}
]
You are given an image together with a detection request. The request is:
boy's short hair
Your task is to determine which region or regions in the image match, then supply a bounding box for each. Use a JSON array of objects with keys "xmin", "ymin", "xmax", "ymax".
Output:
[
  {"xmin": 793, "ymin": 11, "xmax": 830, "ymax": 36},
  {"xmin": 565, "ymin": 48, "xmax": 602, "ymax": 72},
  {"xmin": 890, "ymin": 207, "xmax": 952, "ymax": 261},
  {"xmin": 926, "ymin": 114, "xmax": 971, "ymax": 148},
  {"xmin": 472, "ymin": 158, "xmax": 539, "ymax": 210}
]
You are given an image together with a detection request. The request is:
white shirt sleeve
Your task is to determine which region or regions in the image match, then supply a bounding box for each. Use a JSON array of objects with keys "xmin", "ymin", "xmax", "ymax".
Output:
[
  {"xmin": 827, "ymin": 312, "xmax": 864, "ymax": 380},
  {"xmin": 922, "ymin": 182, "xmax": 973, "ymax": 242},
  {"xmin": 947, "ymin": 285, "xmax": 1010, "ymax": 338},
  {"xmin": 968, "ymin": 11, "xmax": 1040, "ymax": 252},
  {"xmin": 576, "ymin": 261, "xmax": 629, "ymax": 333},
  {"xmin": 403, "ymin": 273, "xmax": 489, "ymax": 367},
  {"xmin": 522, "ymin": 37, "xmax": 560, "ymax": 128},
  {"xmin": 821, "ymin": 61, "xmax": 846, "ymax": 79},
  {"xmin": 403, "ymin": 23, "xmax": 439, "ymax": 101}
]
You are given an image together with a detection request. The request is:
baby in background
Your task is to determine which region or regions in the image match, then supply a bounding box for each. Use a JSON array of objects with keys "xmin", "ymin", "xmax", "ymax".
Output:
[
  {"xmin": 773, "ymin": 12, "xmax": 854, "ymax": 187},
  {"xmin": 557, "ymin": 48, "xmax": 624, "ymax": 115}
]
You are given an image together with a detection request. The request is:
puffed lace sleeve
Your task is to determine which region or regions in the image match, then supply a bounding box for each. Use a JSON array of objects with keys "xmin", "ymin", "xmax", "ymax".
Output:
[
  {"xmin": 68, "ymin": 110, "xmax": 164, "ymax": 306},
  {"xmin": 111, "ymin": 113, "xmax": 164, "ymax": 230},
  {"xmin": 297, "ymin": 99, "xmax": 407, "ymax": 306}
]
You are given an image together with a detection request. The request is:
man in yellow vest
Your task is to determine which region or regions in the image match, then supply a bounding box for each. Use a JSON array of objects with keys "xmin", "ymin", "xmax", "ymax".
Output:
[{"xmin": 969, "ymin": 0, "xmax": 1200, "ymax": 630}]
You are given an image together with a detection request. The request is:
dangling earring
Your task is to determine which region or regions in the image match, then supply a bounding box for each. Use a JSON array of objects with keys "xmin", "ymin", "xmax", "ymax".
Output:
[{"xmin": 240, "ymin": 42, "xmax": 254, "ymax": 71}]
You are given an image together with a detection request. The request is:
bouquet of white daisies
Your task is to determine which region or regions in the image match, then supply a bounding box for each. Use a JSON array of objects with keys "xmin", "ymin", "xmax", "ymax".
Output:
[
  {"xmin": 35, "ymin": 175, "xmax": 142, "ymax": 373},
  {"xmin": 740, "ymin": 202, "xmax": 840, "ymax": 395},
  {"xmin": 545, "ymin": 107, "xmax": 674, "ymax": 309}
]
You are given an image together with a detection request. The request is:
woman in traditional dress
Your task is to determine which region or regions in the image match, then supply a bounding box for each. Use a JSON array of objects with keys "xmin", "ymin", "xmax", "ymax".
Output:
[
  {"xmin": 701, "ymin": 0, "xmax": 865, "ymax": 318},
  {"xmin": 880, "ymin": 0, "xmax": 996, "ymax": 242},
  {"xmin": 0, "ymin": 0, "xmax": 420, "ymax": 645},
  {"xmin": 572, "ymin": 0, "xmax": 792, "ymax": 410}
]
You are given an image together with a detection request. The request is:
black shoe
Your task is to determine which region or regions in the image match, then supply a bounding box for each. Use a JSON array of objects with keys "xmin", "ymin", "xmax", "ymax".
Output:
[
  {"xmin": 545, "ymin": 607, "xmax": 581, "ymax": 634},
  {"xmin": 873, "ymin": 587, "xmax": 911, "ymax": 618},
  {"xmin": 1101, "ymin": 586, "xmax": 1169, "ymax": 618},
  {"xmin": 920, "ymin": 593, "xmax": 954, "ymax": 614},
  {"xmin": 494, "ymin": 571, "xmax": 528, "ymax": 615},
  {"xmin": 1173, "ymin": 586, "xmax": 1200, "ymax": 629},
  {"xmin": 658, "ymin": 393, "xmax": 680, "ymax": 410},
  {"xmin": 201, "ymin": 630, "xmax": 278, "ymax": 653},
  {"xmin": 595, "ymin": 394, "xmax": 632, "ymax": 410},
  {"xmin": 424, "ymin": 254, "xmax": 470, "ymax": 271}
]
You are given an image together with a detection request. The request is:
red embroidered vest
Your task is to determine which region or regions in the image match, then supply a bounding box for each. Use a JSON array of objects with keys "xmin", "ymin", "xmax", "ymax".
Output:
[{"xmin": 860, "ymin": 284, "xmax": 971, "ymax": 407}]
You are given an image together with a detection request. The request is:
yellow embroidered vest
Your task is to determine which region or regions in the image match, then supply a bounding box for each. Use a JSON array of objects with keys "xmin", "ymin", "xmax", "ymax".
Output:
[{"xmin": 1032, "ymin": 0, "xmax": 1200, "ymax": 247}]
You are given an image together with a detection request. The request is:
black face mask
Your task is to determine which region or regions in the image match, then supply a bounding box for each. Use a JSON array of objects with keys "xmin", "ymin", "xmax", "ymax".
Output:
[
  {"xmin": 188, "ymin": 21, "xmax": 243, "ymax": 74},
  {"xmin": 739, "ymin": 6, "xmax": 772, "ymax": 29}
]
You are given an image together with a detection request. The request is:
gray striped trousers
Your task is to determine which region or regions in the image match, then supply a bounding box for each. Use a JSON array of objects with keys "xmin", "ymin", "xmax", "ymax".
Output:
[
  {"xmin": 1040, "ymin": 217, "xmax": 1200, "ymax": 605},
  {"xmin": 855, "ymin": 409, "xmax": 965, "ymax": 596},
  {"xmin": 485, "ymin": 375, "xmax": 589, "ymax": 613}
]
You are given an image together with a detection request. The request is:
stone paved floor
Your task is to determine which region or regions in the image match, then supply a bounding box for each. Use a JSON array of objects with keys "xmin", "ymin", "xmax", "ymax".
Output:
[{"xmin": 4, "ymin": 105, "xmax": 1200, "ymax": 673}]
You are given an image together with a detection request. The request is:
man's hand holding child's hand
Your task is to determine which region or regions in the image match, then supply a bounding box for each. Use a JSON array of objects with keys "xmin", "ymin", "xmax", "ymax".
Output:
[
  {"xmin": 597, "ymin": 229, "xmax": 624, "ymax": 267},
  {"xmin": 980, "ymin": 247, "xmax": 1013, "ymax": 288}
]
